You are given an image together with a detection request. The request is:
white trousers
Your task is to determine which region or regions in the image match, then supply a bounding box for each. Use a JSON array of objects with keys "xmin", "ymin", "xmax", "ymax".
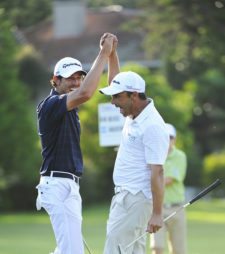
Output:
[
  {"xmin": 104, "ymin": 191, "xmax": 152, "ymax": 254},
  {"xmin": 36, "ymin": 176, "xmax": 84, "ymax": 254}
]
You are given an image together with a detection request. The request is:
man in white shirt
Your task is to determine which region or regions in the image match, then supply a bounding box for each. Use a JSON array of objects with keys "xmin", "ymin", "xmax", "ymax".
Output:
[{"xmin": 99, "ymin": 71, "xmax": 169, "ymax": 254}]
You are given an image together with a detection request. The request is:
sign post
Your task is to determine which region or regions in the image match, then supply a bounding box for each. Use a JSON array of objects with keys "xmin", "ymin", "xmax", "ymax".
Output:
[{"xmin": 98, "ymin": 103, "xmax": 125, "ymax": 147}]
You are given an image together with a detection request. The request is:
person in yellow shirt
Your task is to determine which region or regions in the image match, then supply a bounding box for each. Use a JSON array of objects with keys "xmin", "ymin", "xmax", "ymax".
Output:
[{"xmin": 150, "ymin": 123, "xmax": 187, "ymax": 254}]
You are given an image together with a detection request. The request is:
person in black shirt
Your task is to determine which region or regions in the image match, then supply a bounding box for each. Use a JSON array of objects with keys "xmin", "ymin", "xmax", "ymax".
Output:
[{"xmin": 36, "ymin": 33, "xmax": 118, "ymax": 254}]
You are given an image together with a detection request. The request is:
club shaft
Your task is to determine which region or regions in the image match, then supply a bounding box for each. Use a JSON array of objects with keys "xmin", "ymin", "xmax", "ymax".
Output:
[
  {"xmin": 124, "ymin": 204, "xmax": 189, "ymax": 250},
  {"xmin": 83, "ymin": 238, "xmax": 93, "ymax": 254},
  {"xmin": 123, "ymin": 179, "xmax": 221, "ymax": 251}
]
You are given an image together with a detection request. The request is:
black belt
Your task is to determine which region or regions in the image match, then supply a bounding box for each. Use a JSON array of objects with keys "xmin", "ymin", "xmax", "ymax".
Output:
[{"xmin": 42, "ymin": 171, "xmax": 80, "ymax": 184}]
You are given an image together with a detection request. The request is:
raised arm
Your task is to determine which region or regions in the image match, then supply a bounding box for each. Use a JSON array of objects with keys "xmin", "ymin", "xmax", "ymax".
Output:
[
  {"xmin": 108, "ymin": 35, "xmax": 120, "ymax": 84},
  {"xmin": 66, "ymin": 34, "xmax": 114, "ymax": 110}
]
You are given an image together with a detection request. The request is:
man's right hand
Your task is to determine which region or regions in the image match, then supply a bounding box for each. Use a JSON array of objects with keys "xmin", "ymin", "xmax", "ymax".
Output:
[{"xmin": 100, "ymin": 33, "xmax": 117, "ymax": 56}]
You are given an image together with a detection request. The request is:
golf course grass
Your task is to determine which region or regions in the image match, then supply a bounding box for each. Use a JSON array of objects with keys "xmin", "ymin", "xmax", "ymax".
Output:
[{"xmin": 0, "ymin": 199, "xmax": 224, "ymax": 254}]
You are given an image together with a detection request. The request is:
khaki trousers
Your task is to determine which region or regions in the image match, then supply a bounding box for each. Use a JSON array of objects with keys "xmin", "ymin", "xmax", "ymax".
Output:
[
  {"xmin": 150, "ymin": 205, "xmax": 187, "ymax": 254},
  {"xmin": 104, "ymin": 190, "xmax": 152, "ymax": 254}
]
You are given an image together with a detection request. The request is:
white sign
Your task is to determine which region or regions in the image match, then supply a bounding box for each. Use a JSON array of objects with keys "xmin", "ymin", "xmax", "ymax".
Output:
[{"xmin": 98, "ymin": 103, "xmax": 125, "ymax": 147}]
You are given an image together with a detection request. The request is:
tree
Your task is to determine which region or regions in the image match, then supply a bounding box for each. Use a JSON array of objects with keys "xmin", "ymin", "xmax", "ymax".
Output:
[
  {"xmin": 0, "ymin": 0, "xmax": 51, "ymax": 28},
  {"xmin": 135, "ymin": 0, "xmax": 225, "ymax": 88},
  {"xmin": 0, "ymin": 10, "xmax": 41, "ymax": 210},
  {"xmin": 191, "ymin": 70, "xmax": 225, "ymax": 155},
  {"xmin": 16, "ymin": 45, "xmax": 50, "ymax": 101},
  {"xmin": 203, "ymin": 151, "xmax": 225, "ymax": 196}
]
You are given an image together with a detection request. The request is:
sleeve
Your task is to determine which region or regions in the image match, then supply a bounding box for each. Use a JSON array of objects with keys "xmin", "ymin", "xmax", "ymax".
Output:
[
  {"xmin": 143, "ymin": 123, "xmax": 169, "ymax": 165},
  {"xmin": 38, "ymin": 94, "xmax": 67, "ymax": 131},
  {"xmin": 165, "ymin": 150, "xmax": 187, "ymax": 182}
]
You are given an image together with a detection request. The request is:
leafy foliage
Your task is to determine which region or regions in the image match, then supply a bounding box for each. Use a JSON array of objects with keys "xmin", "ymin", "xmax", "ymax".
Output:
[
  {"xmin": 192, "ymin": 70, "xmax": 225, "ymax": 154},
  {"xmin": 0, "ymin": 10, "xmax": 41, "ymax": 210},
  {"xmin": 137, "ymin": 0, "xmax": 225, "ymax": 87},
  {"xmin": 16, "ymin": 45, "xmax": 50, "ymax": 100},
  {"xmin": 203, "ymin": 152, "xmax": 225, "ymax": 196},
  {"xmin": 0, "ymin": 0, "xmax": 51, "ymax": 28}
]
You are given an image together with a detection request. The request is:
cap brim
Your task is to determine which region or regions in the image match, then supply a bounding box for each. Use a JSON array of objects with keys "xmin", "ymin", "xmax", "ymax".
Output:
[
  {"xmin": 77, "ymin": 70, "xmax": 87, "ymax": 76},
  {"xmin": 99, "ymin": 85, "xmax": 124, "ymax": 95},
  {"xmin": 61, "ymin": 69, "xmax": 87, "ymax": 78}
]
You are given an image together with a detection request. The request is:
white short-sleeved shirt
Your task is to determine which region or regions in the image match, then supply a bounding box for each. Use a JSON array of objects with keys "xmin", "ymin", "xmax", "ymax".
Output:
[{"xmin": 113, "ymin": 99, "xmax": 169, "ymax": 199}]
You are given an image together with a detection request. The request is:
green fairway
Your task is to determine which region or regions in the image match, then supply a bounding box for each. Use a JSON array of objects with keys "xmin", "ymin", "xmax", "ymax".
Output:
[{"xmin": 0, "ymin": 199, "xmax": 224, "ymax": 254}]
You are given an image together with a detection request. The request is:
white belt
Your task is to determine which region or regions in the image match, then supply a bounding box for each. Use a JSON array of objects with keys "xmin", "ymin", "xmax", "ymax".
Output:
[{"xmin": 114, "ymin": 186, "xmax": 127, "ymax": 194}]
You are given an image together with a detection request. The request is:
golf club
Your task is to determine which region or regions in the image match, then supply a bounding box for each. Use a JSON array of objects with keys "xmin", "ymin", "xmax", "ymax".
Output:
[
  {"xmin": 83, "ymin": 237, "xmax": 93, "ymax": 254},
  {"xmin": 118, "ymin": 178, "xmax": 222, "ymax": 254}
]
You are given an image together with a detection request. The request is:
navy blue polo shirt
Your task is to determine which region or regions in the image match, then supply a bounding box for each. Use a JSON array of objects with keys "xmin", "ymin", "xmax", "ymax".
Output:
[{"xmin": 37, "ymin": 89, "xmax": 83, "ymax": 176}]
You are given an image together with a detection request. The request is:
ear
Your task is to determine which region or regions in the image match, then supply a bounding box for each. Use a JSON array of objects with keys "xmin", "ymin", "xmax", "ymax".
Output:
[
  {"xmin": 52, "ymin": 75, "xmax": 61, "ymax": 86},
  {"xmin": 53, "ymin": 75, "xmax": 58, "ymax": 82}
]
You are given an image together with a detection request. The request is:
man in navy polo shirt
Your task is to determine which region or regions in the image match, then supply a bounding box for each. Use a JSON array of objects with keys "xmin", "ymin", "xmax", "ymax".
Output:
[{"xmin": 36, "ymin": 33, "xmax": 117, "ymax": 254}]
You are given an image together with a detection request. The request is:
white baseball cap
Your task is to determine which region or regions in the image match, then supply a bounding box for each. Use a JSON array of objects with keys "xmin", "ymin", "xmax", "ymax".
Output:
[
  {"xmin": 165, "ymin": 123, "xmax": 176, "ymax": 138},
  {"xmin": 99, "ymin": 71, "xmax": 145, "ymax": 95},
  {"xmin": 54, "ymin": 57, "xmax": 87, "ymax": 78}
]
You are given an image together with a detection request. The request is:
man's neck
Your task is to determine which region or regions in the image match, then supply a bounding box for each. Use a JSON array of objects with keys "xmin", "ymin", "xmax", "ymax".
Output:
[{"xmin": 132, "ymin": 99, "xmax": 150, "ymax": 119}]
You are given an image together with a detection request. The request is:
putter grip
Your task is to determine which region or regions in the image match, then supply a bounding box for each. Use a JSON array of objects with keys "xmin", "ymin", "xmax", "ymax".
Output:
[{"xmin": 189, "ymin": 179, "xmax": 222, "ymax": 204}]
